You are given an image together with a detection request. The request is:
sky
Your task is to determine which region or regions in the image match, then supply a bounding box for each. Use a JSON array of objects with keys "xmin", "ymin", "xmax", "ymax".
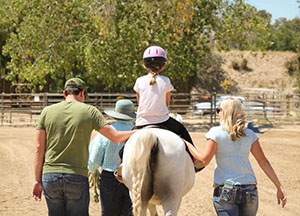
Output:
[{"xmin": 245, "ymin": 0, "xmax": 300, "ymax": 23}]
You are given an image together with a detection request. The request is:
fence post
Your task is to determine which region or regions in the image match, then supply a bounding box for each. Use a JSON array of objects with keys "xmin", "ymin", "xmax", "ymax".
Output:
[
  {"xmin": 100, "ymin": 94, "xmax": 103, "ymax": 111},
  {"xmin": 43, "ymin": 92, "xmax": 48, "ymax": 107},
  {"xmin": 262, "ymin": 93, "xmax": 267, "ymax": 119},
  {"xmin": 96, "ymin": 94, "xmax": 99, "ymax": 109},
  {"xmin": 285, "ymin": 94, "xmax": 292, "ymax": 117},
  {"xmin": 210, "ymin": 92, "xmax": 214, "ymax": 126},
  {"xmin": 210, "ymin": 92, "xmax": 217, "ymax": 126},
  {"xmin": 213, "ymin": 92, "xmax": 217, "ymax": 123},
  {"xmin": 1, "ymin": 93, "xmax": 3, "ymax": 126}
]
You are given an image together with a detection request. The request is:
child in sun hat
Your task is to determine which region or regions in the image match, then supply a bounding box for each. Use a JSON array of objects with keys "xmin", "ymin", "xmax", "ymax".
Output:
[{"xmin": 88, "ymin": 99, "xmax": 136, "ymax": 216}]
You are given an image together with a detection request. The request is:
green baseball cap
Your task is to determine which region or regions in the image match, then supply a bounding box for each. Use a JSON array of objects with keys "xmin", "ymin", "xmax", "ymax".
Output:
[
  {"xmin": 64, "ymin": 77, "xmax": 88, "ymax": 99},
  {"xmin": 64, "ymin": 77, "xmax": 86, "ymax": 90}
]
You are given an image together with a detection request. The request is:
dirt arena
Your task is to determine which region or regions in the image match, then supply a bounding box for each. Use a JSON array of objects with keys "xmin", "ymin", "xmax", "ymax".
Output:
[{"xmin": 0, "ymin": 122, "xmax": 299, "ymax": 216}]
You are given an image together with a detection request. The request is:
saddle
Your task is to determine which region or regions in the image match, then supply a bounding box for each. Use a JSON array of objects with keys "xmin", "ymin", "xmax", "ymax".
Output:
[
  {"xmin": 137, "ymin": 126, "xmax": 205, "ymax": 172},
  {"xmin": 132, "ymin": 124, "xmax": 168, "ymax": 130},
  {"xmin": 118, "ymin": 124, "xmax": 204, "ymax": 174}
]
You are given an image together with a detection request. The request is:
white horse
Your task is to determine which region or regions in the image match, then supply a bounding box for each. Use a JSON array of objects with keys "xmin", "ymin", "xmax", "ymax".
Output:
[{"xmin": 122, "ymin": 128, "xmax": 195, "ymax": 216}]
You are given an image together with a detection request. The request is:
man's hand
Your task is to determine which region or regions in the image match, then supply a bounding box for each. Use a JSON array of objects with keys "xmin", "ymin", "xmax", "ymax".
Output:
[{"xmin": 32, "ymin": 181, "xmax": 43, "ymax": 201}]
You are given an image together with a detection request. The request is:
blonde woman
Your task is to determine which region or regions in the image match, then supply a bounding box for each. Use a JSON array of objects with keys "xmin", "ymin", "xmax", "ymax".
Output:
[{"xmin": 187, "ymin": 98, "xmax": 287, "ymax": 215}]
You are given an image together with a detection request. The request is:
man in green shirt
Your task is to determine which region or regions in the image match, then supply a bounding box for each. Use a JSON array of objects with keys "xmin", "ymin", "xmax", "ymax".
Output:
[{"xmin": 32, "ymin": 78, "xmax": 135, "ymax": 216}]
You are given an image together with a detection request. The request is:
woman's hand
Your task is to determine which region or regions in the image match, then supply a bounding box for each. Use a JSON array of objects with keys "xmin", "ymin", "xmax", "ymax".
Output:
[{"xmin": 277, "ymin": 186, "xmax": 287, "ymax": 208}]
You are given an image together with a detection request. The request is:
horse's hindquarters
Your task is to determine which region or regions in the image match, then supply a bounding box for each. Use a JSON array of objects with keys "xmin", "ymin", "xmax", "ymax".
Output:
[{"xmin": 122, "ymin": 128, "xmax": 195, "ymax": 216}]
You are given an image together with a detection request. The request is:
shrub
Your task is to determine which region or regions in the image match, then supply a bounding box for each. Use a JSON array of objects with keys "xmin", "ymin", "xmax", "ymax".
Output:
[
  {"xmin": 241, "ymin": 58, "xmax": 248, "ymax": 70},
  {"xmin": 220, "ymin": 79, "xmax": 237, "ymax": 93},
  {"xmin": 231, "ymin": 60, "xmax": 240, "ymax": 70},
  {"xmin": 285, "ymin": 57, "xmax": 299, "ymax": 76},
  {"xmin": 232, "ymin": 58, "xmax": 251, "ymax": 71}
]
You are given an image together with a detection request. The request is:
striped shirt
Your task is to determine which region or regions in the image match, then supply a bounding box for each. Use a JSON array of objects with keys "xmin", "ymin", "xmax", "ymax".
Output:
[{"xmin": 88, "ymin": 120, "xmax": 134, "ymax": 173}]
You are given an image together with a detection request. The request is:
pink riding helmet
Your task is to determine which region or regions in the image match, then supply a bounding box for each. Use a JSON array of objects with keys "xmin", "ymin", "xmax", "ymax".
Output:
[{"xmin": 143, "ymin": 46, "xmax": 167, "ymax": 60}]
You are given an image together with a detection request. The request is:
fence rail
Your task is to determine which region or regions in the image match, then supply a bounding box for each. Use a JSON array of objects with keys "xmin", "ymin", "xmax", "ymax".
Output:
[{"xmin": 1, "ymin": 92, "xmax": 300, "ymax": 126}]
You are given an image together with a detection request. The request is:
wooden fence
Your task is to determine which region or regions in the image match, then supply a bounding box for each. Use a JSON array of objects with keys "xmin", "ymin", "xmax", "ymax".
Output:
[{"xmin": 1, "ymin": 92, "xmax": 300, "ymax": 126}]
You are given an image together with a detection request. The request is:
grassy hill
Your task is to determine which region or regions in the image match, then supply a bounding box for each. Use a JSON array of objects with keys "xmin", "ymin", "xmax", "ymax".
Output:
[{"xmin": 218, "ymin": 51, "xmax": 298, "ymax": 93}]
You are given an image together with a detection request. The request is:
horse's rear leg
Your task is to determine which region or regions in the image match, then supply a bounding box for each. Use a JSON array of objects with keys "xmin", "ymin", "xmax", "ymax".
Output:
[
  {"xmin": 161, "ymin": 198, "xmax": 181, "ymax": 216},
  {"xmin": 140, "ymin": 204, "xmax": 148, "ymax": 216},
  {"xmin": 148, "ymin": 203, "xmax": 158, "ymax": 216}
]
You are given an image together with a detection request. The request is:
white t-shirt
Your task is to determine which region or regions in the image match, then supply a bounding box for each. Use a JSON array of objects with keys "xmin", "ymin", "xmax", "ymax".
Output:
[
  {"xmin": 205, "ymin": 126, "xmax": 259, "ymax": 186},
  {"xmin": 133, "ymin": 73, "xmax": 174, "ymax": 126}
]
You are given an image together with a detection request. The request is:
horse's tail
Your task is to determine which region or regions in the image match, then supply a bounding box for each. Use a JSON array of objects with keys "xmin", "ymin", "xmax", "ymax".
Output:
[{"xmin": 129, "ymin": 129, "xmax": 157, "ymax": 216}]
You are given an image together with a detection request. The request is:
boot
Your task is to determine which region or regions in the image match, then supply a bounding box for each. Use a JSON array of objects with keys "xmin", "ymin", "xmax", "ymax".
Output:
[{"xmin": 114, "ymin": 162, "xmax": 124, "ymax": 183}]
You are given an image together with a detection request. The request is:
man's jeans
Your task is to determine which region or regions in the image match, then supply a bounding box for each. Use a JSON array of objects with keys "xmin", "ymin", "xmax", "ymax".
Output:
[
  {"xmin": 42, "ymin": 173, "xmax": 90, "ymax": 216},
  {"xmin": 213, "ymin": 184, "xmax": 258, "ymax": 216}
]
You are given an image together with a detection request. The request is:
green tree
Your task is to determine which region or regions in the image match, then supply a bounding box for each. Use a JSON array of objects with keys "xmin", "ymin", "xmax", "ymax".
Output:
[
  {"xmin": 85, "ymin": 0, "xmax": 271, "ymax": 92},
  {"xmin": 85, "ymin": 0, "xmax": 219, "ymax": 92},
  {"xmin": 1, "ymin": 0, "xmax": 271, "ymax": 93},
  {"xmin": 269, "ymin": 17, "xmax": 300, "ymax": 52},
  {"xmin": 214, "ymin": 0, "xmax": 271, "ymax": 51},
  {"xmin": 2, "ymin": 0, "xmax": 96, "ymax": 91}
]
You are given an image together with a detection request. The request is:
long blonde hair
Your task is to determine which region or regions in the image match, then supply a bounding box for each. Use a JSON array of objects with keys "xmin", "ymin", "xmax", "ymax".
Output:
[{"xmin": 220, "ymin": 98, "xmax": 247, "ymax": 141}]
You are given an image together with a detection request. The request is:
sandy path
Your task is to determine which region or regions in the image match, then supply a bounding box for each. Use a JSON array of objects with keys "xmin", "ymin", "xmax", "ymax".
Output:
[{"xmin": 0, "ymin": 124, "xmax": 299, "ymax": 215}]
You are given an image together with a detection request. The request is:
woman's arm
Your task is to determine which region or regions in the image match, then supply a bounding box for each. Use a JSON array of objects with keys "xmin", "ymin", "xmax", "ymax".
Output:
[
  {"xmin": 251, "ymin": 139, "xmax": 287, "ymax": 208},
  {"xmin": 186, "ymin": 139, "xmax": 217, "ymax": 167}
]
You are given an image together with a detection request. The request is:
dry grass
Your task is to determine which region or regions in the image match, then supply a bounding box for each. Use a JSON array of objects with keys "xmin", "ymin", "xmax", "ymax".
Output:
[{"xmin": 218, "ymin": 51, "xmax": 298, "ymax": 93}]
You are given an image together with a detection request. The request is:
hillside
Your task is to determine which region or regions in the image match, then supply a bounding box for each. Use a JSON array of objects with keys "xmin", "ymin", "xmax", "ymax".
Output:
[{"xmin": 218, "ymin": 51, "xmax": 298, "ymax": 93}]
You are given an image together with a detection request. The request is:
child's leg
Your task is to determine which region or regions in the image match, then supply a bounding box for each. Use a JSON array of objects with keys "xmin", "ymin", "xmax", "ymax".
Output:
[
  {"xmin": 158, "ymin": 117, "xmax": 204, "ymax": 172},
  {"xmin": 158, "ymin": 117, "xmax": 194, "ymax": 145}
]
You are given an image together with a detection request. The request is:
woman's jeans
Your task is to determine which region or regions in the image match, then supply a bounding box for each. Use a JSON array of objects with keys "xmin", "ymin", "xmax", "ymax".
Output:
[
  {"xmin": 42, "ymin": 173, "xmax": 90, "ymax": 216},
  {"xmin": 213, "ymin": 184, "xmax": 258, "ymax": 216}
]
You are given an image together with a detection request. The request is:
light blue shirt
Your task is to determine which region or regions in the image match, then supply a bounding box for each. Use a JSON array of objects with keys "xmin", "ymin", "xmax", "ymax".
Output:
[
  {"xmin": 205, "ymin": 126, "xmax": 259, "ymax": 186},
  {"xmin": 88, "ymin": 121, "xmax": 134, "ymax": 173}
]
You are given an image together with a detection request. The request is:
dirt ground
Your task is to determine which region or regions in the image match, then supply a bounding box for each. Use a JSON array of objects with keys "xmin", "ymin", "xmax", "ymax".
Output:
[{"xmin": 0, "ymin": 122, "xmax": 299, "ymax": 216}]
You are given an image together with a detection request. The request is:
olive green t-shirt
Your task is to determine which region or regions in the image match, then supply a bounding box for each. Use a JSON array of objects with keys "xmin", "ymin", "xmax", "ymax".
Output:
[{"xmin": 37, "ymin": 100, "xmax": 106, "ymax": 177}]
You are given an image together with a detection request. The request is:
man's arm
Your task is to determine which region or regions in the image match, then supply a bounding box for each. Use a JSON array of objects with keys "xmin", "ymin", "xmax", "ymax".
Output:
[
  {"xmin": 32, "ymin": 129, "xmax": 46, "ymax": 201},
  {"xmin": 99, "ymin": 125, "xmax": 135, "ymax": 143}
]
